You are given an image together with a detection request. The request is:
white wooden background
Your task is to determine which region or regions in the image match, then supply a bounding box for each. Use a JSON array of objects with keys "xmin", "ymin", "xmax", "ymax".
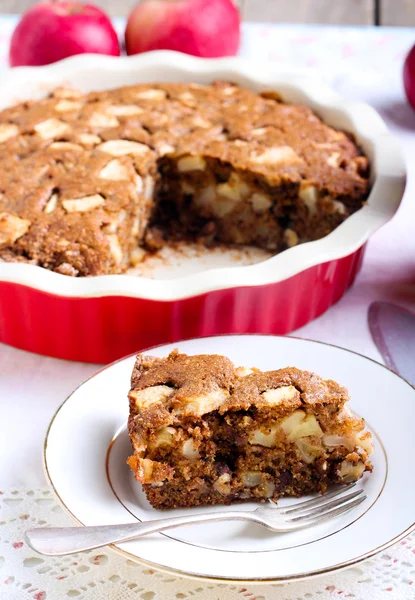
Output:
[{"xmin": 0, "ymin": 0, "xmax": 413, "ymax": 26}]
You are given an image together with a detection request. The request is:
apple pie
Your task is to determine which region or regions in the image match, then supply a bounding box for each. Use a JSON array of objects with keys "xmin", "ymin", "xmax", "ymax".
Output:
[{"xmin": 0, "ymin": 81, "xmax": 370, "ymax": 275}]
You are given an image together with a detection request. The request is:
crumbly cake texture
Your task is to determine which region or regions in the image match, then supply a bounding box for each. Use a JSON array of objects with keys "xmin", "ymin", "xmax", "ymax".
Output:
[
  {"xmin": 0, "ymin": 82, "xmax": 370, "ymax": 276},
  {"xmin": 127, "ymin": 351, "xmax": 373, "ymax": 510}
]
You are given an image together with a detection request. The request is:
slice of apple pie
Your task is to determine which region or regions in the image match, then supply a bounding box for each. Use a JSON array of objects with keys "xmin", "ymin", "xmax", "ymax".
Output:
[{"xmin": 127, "ymin": 350, "xmax": 373, "ymax": 510}]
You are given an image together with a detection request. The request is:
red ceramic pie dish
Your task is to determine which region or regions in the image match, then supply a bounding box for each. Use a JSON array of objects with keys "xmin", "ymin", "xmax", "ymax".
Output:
[{"xmin": 0, "ymin": 53, "xmax": 406, "ymax": 363}]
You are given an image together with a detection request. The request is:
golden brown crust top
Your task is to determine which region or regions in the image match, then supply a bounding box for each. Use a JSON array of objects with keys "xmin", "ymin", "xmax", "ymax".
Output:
[
  {"xmin": 0, "ymin": 81, "xmax": 368, "ymax": 190},
  {"xmin": 228, "ymin": 367, "xmax": 348, "ymax": 411},
  {"xmin": 131, "ymin": 349, "xmax": 235, "ymax": 391},
  {"xmin": 128, "ymin": 350, "xmax": 349, "ymax": 428}
]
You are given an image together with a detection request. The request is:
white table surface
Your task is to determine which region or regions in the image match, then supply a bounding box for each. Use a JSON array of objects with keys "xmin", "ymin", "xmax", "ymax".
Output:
[{"xmin": 1, "ymin": 20, "xmax": 414, "ymax": 490}]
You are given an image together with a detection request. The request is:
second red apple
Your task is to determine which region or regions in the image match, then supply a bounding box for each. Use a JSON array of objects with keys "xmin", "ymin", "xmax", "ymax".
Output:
[{"xmin": 125, "ymin": 0, "xmax": 240, "ymax": 58}]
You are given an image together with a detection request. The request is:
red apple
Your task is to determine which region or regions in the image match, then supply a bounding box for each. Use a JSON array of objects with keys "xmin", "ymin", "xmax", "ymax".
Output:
[
  {"xmin": 125, "ymin": 0, "xmax": 240, "ymax": 58},
  {"xmin": 9, "ymin": 2, "xmax": 120, "ymax": 67},
  {"xmin": 404, "ymin": 43, "xmax": 415, "ymax": 110}
]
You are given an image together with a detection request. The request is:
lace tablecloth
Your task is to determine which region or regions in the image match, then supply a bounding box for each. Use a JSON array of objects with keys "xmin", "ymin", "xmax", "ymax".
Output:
[
  {"xmin": 2, "ymin": 490, "xmax": 415, "ymax": 600},
  {"xmin": 1, "ymin": 17, "xmax": 415, "ymax": 600}
]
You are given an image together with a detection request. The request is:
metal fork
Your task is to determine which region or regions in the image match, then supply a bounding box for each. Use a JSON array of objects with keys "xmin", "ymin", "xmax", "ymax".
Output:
[{"xmin": 25, "ymin": 484, "xmax": 366, "ymax": 556}]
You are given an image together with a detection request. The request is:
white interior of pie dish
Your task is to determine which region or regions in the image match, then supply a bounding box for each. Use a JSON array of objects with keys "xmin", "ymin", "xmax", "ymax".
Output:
[{"xmin": 0, "ymin": 51, "xmax": 406, "ymax": 301}]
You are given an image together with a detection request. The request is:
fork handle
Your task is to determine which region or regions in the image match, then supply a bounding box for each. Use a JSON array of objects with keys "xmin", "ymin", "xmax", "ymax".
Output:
[{"xmin": 25, "ymin": 510, "xmax": 256, "ymax": 556}]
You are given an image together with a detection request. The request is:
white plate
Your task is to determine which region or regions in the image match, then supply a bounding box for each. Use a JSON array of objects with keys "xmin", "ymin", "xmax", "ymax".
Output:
[{"xmin": 44, "ymin": 335, "xmax": 415, "ymax": 583}]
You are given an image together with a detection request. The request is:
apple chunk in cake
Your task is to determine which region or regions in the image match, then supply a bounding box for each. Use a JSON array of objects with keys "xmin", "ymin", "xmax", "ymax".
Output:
[{"xmin": 127, "ymin": 351, "xmax": 373, "ymax": 510}]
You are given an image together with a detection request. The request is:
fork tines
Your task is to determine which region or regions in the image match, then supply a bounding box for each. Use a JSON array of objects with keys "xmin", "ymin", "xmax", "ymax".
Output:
[{"xmin": 270, "ymin": 484, "xmax": 367, "ymax": 528}]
